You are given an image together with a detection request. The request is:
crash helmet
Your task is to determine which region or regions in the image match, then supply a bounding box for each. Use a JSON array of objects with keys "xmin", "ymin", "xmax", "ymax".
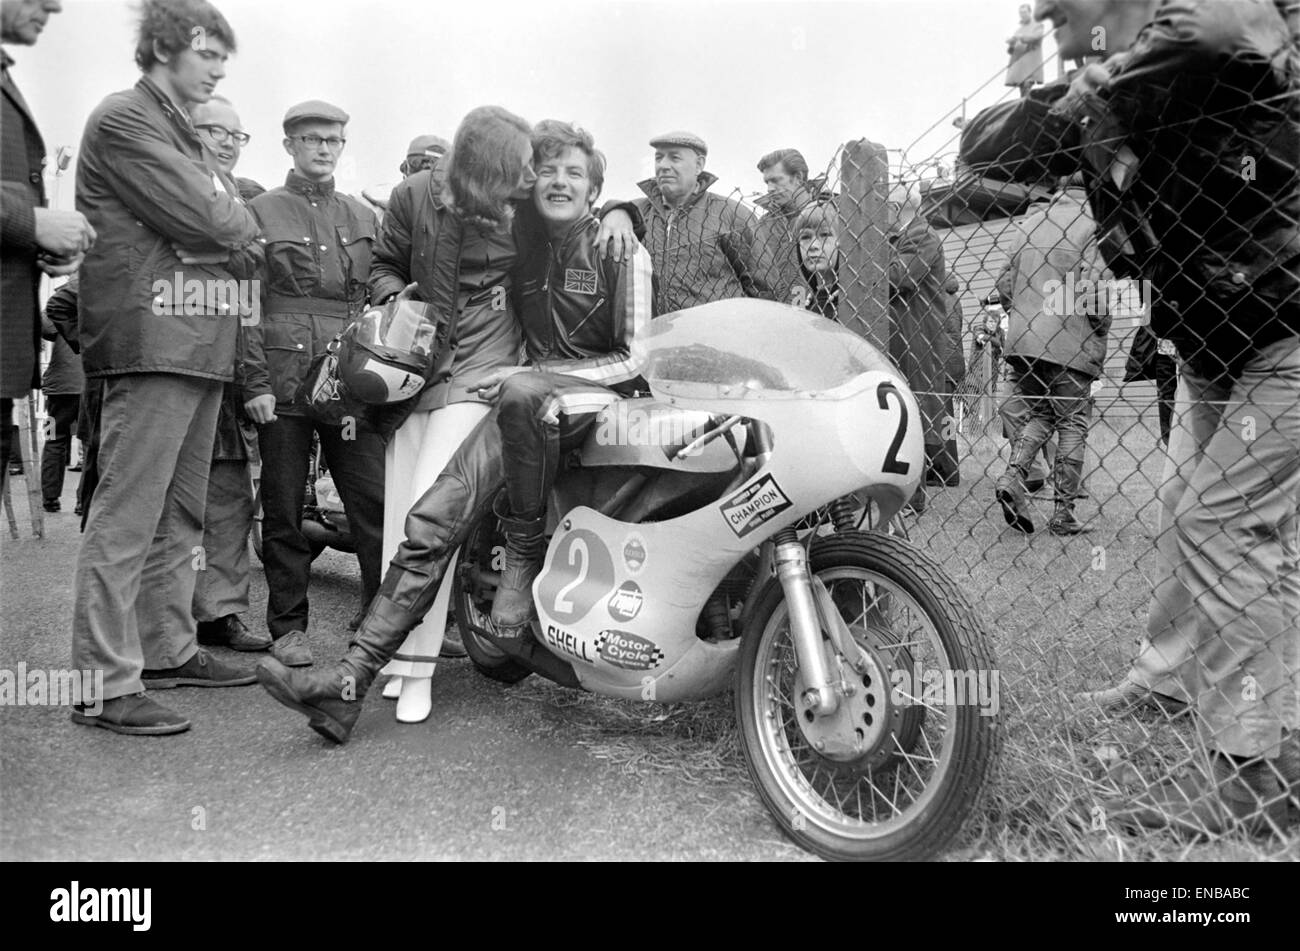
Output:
[{"xmin": 337, "ymin": 299, "xmax": 439, "ymax": 404}]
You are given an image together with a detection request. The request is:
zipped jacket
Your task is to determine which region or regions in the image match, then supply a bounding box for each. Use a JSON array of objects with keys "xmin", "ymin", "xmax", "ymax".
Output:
[
  {"xmin": 634, "ymin": 172, "xmax": 775, "ymax": 313},
  {"xmin": 512, "ymin": 213, "xmax": 656, "ymax": 394}
]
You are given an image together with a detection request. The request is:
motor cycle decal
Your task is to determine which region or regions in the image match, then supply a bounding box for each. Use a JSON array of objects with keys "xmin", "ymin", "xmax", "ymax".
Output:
[
  {"xmin": 544, "ymin": 624, "xmax": 593, "ymax": 663},
  {"xmin": 606, "ymin": 581, "xmax": 644, "ymax": 622},
  {"xmin": 719, "ymin": 474, "xmax": 793, "ymax": 538},
  {"xmin": 622, "ymin": 533, "xmax": 647, "ymax": 574},
  {"xmin": 536, "ymin": 528, "xmax": 617, "ymax": 624},
  {"xmin": 595, "ymin": 630, "xmax": 664, "ymax": 671}
]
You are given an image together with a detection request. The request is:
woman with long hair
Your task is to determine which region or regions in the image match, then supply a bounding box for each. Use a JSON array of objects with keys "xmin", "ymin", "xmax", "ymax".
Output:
[{"xmin": 373, "ymin": 106, "xmax": 537, "ymax": 723}]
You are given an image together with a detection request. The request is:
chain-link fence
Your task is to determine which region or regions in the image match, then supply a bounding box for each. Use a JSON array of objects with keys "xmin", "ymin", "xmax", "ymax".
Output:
[{"xmin": 639, "ymin": 3, "xmax": 1300, "ymax": 860}]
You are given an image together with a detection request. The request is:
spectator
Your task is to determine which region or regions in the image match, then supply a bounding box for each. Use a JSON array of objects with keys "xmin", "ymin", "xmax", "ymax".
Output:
[
  {"xmin": 928, "ymin": 272, "xmax": 964, "ymax": 487},
  {"xmin": 71, "ymin": 0, "xmax": 261, "ymax": 737},
  {"xmin": 189, "ymin": 94, "xmax": 270, "ymax": 653},
  {"xmin": 792, "ymin": 197, "xmax": 840, "ymax": 319},
  {"xmin": 1122, "ymin": 323, "xmax": 1178, "ymax": 445},
  {"xmin": 239, "ymin": 99, "xmax": 386, "ymax": 668},
  {"xmin": 962, "ymin": 0, "xmax": 1300, "ymax": 836},
  {"xmin": 2, "ymin": 0, "xmax": 94, "ymax": 494},
  {"xmin": 1005, "ymin": 3, "xmax": 1045, "ymax": 98},
  {"xmin": 634, "ymin": 131, "xmax": 774, "ymax": 313},
  {"xmin": 756, "ymin": 148, "xmax": 822, "ymax": 305},
  {"xmin": 992, "ymin": 188, "xmax": 1109, "ymax": 536},
  {"xmin": 39, "ymin": 276, "xmax": 81, "ymax": 512},
  {"xmin": 887, "ymin": 185, "xmax": 951, "ymax": 505},
  {"xmin": 399, "ymin": 133, "xmax": 449, "ymax": 181}
]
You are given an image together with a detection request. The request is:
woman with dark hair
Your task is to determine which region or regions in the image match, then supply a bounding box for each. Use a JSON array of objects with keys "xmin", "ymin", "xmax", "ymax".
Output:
[{"xmin": 370, "ymin": 105, "xmax": 537, "ymax": 723}]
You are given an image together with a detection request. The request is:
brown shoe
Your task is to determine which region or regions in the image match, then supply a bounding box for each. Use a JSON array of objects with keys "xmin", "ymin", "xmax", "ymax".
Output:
[
  {"xmin": 70, "ymin": 692, "xmax": 192, "ymax": 735},
  {"xmin": 142, "ymin": 648, "xmax": 258, "ymax": 689}
]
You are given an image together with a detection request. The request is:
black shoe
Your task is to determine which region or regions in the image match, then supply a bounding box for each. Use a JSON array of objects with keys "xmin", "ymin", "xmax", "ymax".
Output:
[
  {"xmin": 995, "ymin": 471, "xmax": 1034, "ymax": 534},
  {"xmin": 142, "ymin": 648, "xmax": 258, "ymax": 689},
  {"xmin": 42, "ymin": 499, "xmax": 60, "ymax": 513},
  {"xmin": 197, "ymin": 615, "xmax": 271, "ymax": 652},
  {"xmin": 70, "ymin": 692, "xmax": 191, "ymax": 735}
]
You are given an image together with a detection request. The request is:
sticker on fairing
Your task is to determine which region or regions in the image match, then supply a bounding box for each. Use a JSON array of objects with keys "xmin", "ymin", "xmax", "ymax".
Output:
[
  {"xmin": 606, "ymin": 581, "xmax": 643, "ymax": 622},
  {"xmin": 595, "ymin": 630, "xmax": 664, "ymax": 670},
  {"xmin": 719, "ymin": 474, "xmax": 793, "ymax": 538},
  {"xmin": 536, "ymin": 528, "xmax": 617, "ymax": 624},
  {"xmin": 622, "ymin": 533, "xmax": 647, "ymax": 574}
]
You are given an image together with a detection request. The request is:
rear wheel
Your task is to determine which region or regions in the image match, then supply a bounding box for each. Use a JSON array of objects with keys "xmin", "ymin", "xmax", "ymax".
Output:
[
  {"xmin": 452, "ymin": 510, "xmax": 531, "ymax": 685},
  {"xmin": 736, "ymin": 531, "xmax": 998, "ymax": 861}
]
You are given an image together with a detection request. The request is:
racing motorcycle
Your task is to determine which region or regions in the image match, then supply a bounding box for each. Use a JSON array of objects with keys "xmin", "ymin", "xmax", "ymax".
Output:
[{"xmin": 453, "ymin": 300, "xmax": 999, "ymax": 861}]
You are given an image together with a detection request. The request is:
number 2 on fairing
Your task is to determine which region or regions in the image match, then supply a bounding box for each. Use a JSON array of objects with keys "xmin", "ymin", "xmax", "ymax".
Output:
[
  {"xmin": 553, "ymin": 537, "xmax": 590, "ymax": 614},
  {"xmin": 876, "ymin": 381, "xmax": 911, "ymax": 476}
]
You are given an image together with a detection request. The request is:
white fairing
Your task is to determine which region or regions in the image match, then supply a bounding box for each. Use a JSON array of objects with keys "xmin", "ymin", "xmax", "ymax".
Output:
[{"xmin": 532, "ymin": 301, "xmax": 924, "ymax": 701}]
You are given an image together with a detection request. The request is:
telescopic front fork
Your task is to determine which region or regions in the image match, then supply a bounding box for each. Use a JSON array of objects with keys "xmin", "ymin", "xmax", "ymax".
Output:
[{"xmin": 773, "ymin": 528, "xmax": 840, "ymax": 715}]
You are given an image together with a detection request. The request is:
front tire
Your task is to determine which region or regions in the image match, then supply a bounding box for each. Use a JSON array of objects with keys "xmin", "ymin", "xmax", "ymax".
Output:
[{"xmin": 736, "ymin": 531, "xmax": 998, "ymax": 861}]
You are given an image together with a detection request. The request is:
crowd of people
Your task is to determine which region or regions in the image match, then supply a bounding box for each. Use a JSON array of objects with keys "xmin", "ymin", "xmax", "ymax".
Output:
[{"xmin": 2, "ymin": 0, "xmax": 1298, "ymax": 843}]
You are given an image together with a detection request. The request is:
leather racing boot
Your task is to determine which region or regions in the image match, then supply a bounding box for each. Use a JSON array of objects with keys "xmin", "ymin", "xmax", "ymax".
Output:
[
  {"xmin": 256, "ymin": 595, "xmax": 420, "ymax": 744},
  {"xmin": 490, "ymin": 509, "xmax": 546, "ymax": 639}
]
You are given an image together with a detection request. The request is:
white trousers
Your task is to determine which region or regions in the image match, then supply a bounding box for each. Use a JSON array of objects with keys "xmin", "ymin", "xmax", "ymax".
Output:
[{"xmin": 379, "ymin": 402, "xmax": 490, "ymax": 680}]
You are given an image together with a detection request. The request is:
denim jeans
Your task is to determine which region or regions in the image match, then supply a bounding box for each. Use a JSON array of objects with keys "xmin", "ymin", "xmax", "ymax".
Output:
[{"xmin": 1004, "ymin": 356, "xmax": 1093, "ymax": 504}]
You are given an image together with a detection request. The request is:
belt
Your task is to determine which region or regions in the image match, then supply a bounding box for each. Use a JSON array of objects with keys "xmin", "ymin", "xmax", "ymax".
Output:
[{"xmin": 265, "ymin": 295, "xmax": 358, "ymax": 318}]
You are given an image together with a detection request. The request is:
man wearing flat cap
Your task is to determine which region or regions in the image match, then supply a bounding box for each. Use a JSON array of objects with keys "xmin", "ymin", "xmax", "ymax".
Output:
[
  {"xmin": 238, "ymin": 99, "xmax": 385, "ymax": 667},
  {"xmin": 400, "ymin": 133, "xmax": 449, "ymax": 180},
  {"xmin": 634, "ymin": 131, "xmax": 775, "ymax": 313}
]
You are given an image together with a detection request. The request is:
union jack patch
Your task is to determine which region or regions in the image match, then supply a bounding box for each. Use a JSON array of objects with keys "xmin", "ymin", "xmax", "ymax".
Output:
[{"xmin": 564, "ymin": 268, "xmax": 598, "ymax": 294}]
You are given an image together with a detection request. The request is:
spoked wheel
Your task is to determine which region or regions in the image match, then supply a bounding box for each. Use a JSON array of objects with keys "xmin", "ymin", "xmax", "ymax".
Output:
[
  {"xmin": 736, "ymin": 530, "xmax": 998, "ymax": 861},
  {"xmin": 452, "ymin": 510, "xmax": 531, "ymax": 685}
]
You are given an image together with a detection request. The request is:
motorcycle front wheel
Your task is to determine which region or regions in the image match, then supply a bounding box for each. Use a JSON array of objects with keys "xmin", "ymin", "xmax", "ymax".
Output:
[{"xmin": 736, "ymin": 531, "xmax": 999, "ymax": 861}]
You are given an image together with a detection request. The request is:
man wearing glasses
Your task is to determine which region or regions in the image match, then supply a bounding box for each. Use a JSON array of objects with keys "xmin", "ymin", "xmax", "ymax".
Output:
[
  {"xmin": 191, "ymin": 95, "xmax": 263, "ymax": 201},
  {"xmin": 186, "ymin": 94, "xmax": 269, "ymax": 654},
  {"xmin": 238, "ymin": 100, "xmax": 385, "ymax": 667}
]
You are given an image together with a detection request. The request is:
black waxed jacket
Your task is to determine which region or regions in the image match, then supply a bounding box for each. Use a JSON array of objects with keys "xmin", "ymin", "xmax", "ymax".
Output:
[
  {"xmin": 959, "ymin": 0, "xmax": 1300, "ymax": 380},
  {"xmin": 75, "ymin": 77, "xmax": 260, "ymax": 381},
  {"xmin": 239, "ymin": 171, "xmax": 379, "ymax": 414}
]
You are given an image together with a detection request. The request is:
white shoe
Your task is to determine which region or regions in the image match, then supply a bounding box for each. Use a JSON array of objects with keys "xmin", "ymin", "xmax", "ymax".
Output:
[
  {"xmin": 382, "ymin": 675, "xmax": 402, "ymax": 700},
  {"xmin": 395, "ymin": 677, "xmax": 432, "ymax": 724}
]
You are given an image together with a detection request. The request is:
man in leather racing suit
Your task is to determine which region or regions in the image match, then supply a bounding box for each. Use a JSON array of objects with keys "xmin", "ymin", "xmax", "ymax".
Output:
[{"xmin": 257, "ymin": 120, "xmax": 654, "ymax": 743}]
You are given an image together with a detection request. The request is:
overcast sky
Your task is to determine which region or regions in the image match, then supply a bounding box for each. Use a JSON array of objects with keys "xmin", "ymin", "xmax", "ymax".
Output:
[{"xmin": 13, "ymin": 0, "xmax": 1064, "ymax": 209}]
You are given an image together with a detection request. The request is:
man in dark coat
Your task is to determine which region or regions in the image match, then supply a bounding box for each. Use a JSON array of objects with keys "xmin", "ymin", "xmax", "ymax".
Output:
[
  {"xmin": 71, "ymin": 0, "xmax": 261, "ymax": 737},
  {"xmin": 1, "ymin": 0, "xmax": 95, "ymax": 492}
]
